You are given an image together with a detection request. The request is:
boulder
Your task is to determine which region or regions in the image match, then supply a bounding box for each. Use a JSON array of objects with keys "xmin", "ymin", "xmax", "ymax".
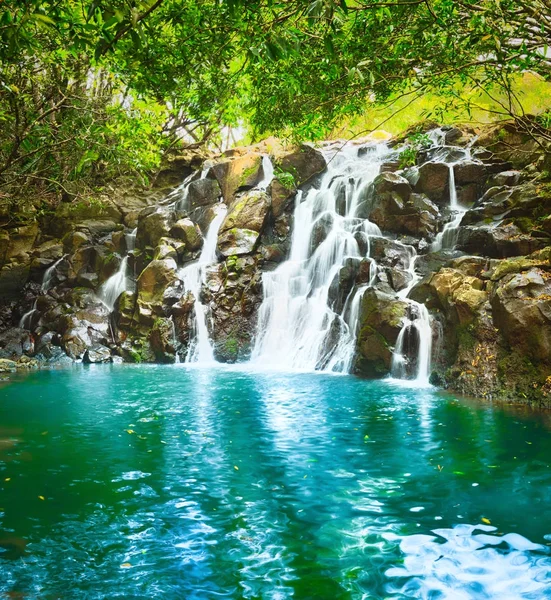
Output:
[
  {"xmin": 83, "ymin": 345, "xmax": 112, "ymax": 364},
  {"xmin": 278, "ymin": 144, "xmax": 326, "ymax": 186},
  {"xmin": 207, "ymin": 153, "xmax": 263, "ymax": 203},
  {"xmin": 221, "ymin": 190, "xmax": 270, "ymax": 233},
  {"xmin": 356, "ymin": 289, "xmax": 409, "ymax": 377},
  {"xmin": 491, "ymin": 267, "xmax": 551, "ymax": 363},
  {"xmin": 217, "ymin": 190, "xmax": 270, "ymax": 257},
  {"xmin": 218, "ymin": 228, "xmax": 260, "ymax": 257},
  {"xmin": 457, "ymin": 222, "xmax": 544, "ymax": 258},
  {"xmin": 414, "ymin": 162, "xmax": 449, "ymax": 204},
  {"xmin": 170, "ymin": 218, "xmax": 203, "ymax": 251},
  {"xmin": 136, "ymin": 208, "xmax": 175, "ymax": 250},
  {"xmin": 186, "ymin": 178, "xmax": 221, "ymax": 209},
  {"xmin": 137, "ymin": 259, "xmax": 178, "ymax": 305}
]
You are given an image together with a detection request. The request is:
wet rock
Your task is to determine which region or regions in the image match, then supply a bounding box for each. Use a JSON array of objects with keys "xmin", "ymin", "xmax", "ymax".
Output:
[
  {"xmin": 186, "ymin": 178, "xmax": 221, "ymax": 209},
  {"xmin": 414, "ymin": 162, "xmax": 449, "ymax": 203},
  {"xmin": 369, "ymin": 185, "xmax": 439, "ymax": 238},
  {"xmin": 457, "ymin": 222, "xmax": 544, "ymax": 258},
  {"xmin": 491, "ymin": 267, "xmax": 551, "ymax": 363},
  {"xmin": 218, "ymin": 228, "xmax": 259, "ymax": 257},
  {"xmin": 221, "ymin": 190, "xmax": 270, "ymax": 233},
  {"xmin": 488, "ymin": 170, "xmax": 521, "ymax": 188},
  {"xmin": 136, "ymin": 208, "xmax": 175, "ymax": 251},
  {"xmin": 0, "ymin": 359, "xmax": 17, "ymax": 373},
  {"xmin": 278, "ymin": 144, "xmax": 326, "ymax": 187},
  {"xmin": 454, "ymin": 162, "xmax": 487, "ymax": 186},
  {"xmin": 209, "ymin": 255, "xmax": 263, "ymax": 362},
  {"xmin": 217, "ymin": 190, "xmax": 270, "ymax": 257},
  {"xmin": 83, "ymin": 344, "xmax": 112, "ymax": 364},
  {"xmin": 207, "ymin": 153, "xmax": 263, "ymax": 203},
  {"xmin": 355, "ymin": 288, "xmax": 409, "ymax": 377},
  {"xmin": 137, "ymin": 259, "xmax": 178, "ymax": 306},
  {"xmin": 170, "ymin": 219, "xmax": 203, "ymax": 251},
  {"xmin": 271, "ymin": 179, "xmax": 296, "ymax": 218},
  {"xmin": 150, "ymin": 317, "xmax": 179, "ymax": 363},
  {"xmin": 0, "ymin": 328, "xmax": 34, "ymax": 359}
]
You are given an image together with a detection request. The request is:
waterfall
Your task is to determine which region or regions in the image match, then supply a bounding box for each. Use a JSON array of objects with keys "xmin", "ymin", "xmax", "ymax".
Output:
[
  {"xmin": 20, "ymin": 255, "xmax": 67, "ymax": 330},
  {"xmin": 258, "ymin": 156, "xmax": 274, "ymax": 190},
  {"xmin": 390, "ymin": 247, "xmax": 433, "ymax": 384},
  {"xmin": 179, "ymin": 204, "xmax": 227, "ymax": 363},
  {"xmin": 431, "ymin": 164, "xmax": 467, "ymax": 252},
  {"xmin": 169, "ymin": 316, "xmax": 180, "ymax": 363},
  {"xmin": 42, "ymin": 255, "xmax": 66, "ymax": 292},
  {"xmin": 98, "ymin": 229, "xmax": 137, "ymax": 312},
  {"xmin": 251, "ymin": 144, "xmax": 387, "ymax": 373}
]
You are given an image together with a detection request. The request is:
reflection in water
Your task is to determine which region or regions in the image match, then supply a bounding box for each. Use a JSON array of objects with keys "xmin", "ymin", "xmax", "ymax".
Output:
[{"xmin": 0, "ymin": 366, "xmax": 549, "ymax": 598}]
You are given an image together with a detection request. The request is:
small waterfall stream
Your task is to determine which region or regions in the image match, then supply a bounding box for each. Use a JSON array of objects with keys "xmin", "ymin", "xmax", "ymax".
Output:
[
  {"xmin": 98, "ymin": 228, "xmax": 137, "ymax": 311},
  {"xmin": 19, "ymin": 255, "xmax": 67, "ymax": 329},
  {"xmin": 179, "ymin": 204, "xmax": 227, "ymax": 363}
]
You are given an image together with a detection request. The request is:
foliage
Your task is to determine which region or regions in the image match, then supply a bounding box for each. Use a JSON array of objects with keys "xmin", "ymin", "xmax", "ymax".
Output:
[
  {"xmin": 2, "ymin": 0, "xmax": 551, "ymax": 212},
  {"xmin": 398, "ymin": 133, "xmax": 432, "ymax": 168}
]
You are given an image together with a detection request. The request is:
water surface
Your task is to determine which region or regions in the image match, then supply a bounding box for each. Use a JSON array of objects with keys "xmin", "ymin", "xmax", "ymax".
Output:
[{"xmin": 1, "ymin": 366, "xmax": 550, "ymax": 598}]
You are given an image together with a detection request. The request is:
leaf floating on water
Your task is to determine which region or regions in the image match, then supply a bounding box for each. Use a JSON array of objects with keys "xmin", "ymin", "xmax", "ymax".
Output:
[
  {"xmin": 38, "ymin": 496, "xmax": 45, "ymax": 501},
  {"xmin": 4, "ymin": 478, "xmax": 10, "ymax": 482},
  {"xmin": 364, "ymin": 435, "xmax": 369, "ymax": 440},
  {"xmin": 234, "ymin": 465, "xmax": 239, "ymax": 471},
  {"xmin": 482, "ymin": 517, "xmax": 491, "ymax": 525},
  {"xmin": 120, "ymin": 563, "xmax": 132, "ymax": 569},
  {"xmin": 453, "ymin": 471, "xmax": 465, "ymax": 475},
  {"xmin": 125, "ymin": 429, "xmax": 135, "ymax": 435}
]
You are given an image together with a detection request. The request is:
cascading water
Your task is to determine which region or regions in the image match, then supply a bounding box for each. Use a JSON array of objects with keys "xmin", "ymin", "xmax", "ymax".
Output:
[
  {"xmin": 390, "ymin": 246, "xmax": 433, "ymax": 385},
  {"xmin": 178, "ymin": 204, "xmax": 227, "ymax": 363},
  {"xmin": 98, "ymin": 228, "xmax": 137, "ymax": 311},
  {"xmin": 19, "ymin": 255, "xmax": 67, "ymax": 329},
  {"xmin": 251, "ymin": 144, "xmax": 388, "ymax": 373}
]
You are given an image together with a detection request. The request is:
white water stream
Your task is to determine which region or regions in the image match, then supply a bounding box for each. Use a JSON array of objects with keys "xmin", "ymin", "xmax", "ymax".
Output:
[
  {"xmin": 19, "ymin": 255, "xmax": 67, "ymax": 329},
  {"xmin": 98, "ymin": 228, "xmax": 137, "ymax": 311},
  {"xmin": 178, "ymin": 204, "xmax": 227, "ymax": 363}
]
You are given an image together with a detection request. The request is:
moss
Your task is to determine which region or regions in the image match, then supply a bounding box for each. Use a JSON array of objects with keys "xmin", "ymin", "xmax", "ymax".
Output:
[
  {"xmin": 224, "ymin": 337, "xmax": 239, "ymax": 359},
  {"xmin": 238, "ymin": 165, "xmax": 259, "ymax": 187},
  {"xmin": 456, "ymin": 323, "xmax": 477, "ymax": 351}
]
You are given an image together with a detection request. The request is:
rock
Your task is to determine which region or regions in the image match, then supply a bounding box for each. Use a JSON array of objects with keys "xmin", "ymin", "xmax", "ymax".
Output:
[
  {"xmin": 76, "ymin": 219, "xmax": 120, "ymax": 236},
  {"xmin": 491, "ymin": 267, "xmax": 551, "ymax": 363},
  {"xmin": 137, "ymin": 259, "xmax": 178, "ymax": 305},
  {"xmin": 278, "ymin": 144, "xmax": 326, "ymax": 186},
  {"xmin": 186, "ymin": 178, "xmax": 221, "ymax": 209},
  {"xmin": 83, "ymin": 345, "xmax": 112, "ymax": 363},
  {"xmin": 488, "ymin": 170, "xmax": 521, "ymax": 188},
  {"xmin": 207, "ymin": 153, "xmax": 263, "ymax": 203},
  {"xmin": 454, "ymin": 162, "xmax": 487, "ymax": 185},
  {"xmin": 209, "ymin": 255, "xmax": 263, "ymax": 362},
  {"xmin": 32, "ymin": 240, "xmax": 63, "ymax": 261},
  {"xmin": 0, "ymin": 359, "xmax": 17, "ymax": 373},
  {"xmin": 369, "ymin": 185, "xmax": 439, "ymax": 238},
  {"xmin": 217, "ymin": 190, "xmax": 270, "ymax": 257},
  {"xmin": 150, "ymin": 317, "xmax": 178, "ymax": 363},
  {"xmin": 218, "ymin": 228, "xmax": 260, "ymax": 257},
  {"xmin": 271, "ymin": 179, "xmax": 296, "ymax": 218},
  {"xmin": 62, "ymin": 231, "xmax": 90, "ymax": 254},
  {"xmin": 355, "ymin": 289, "xmax": 409, "ymax": 377},
  {"xmin": 0, "ymin": 328, "xmax": 34, "ymax": 359},
  {"xmin": 170, "ymin": 218, "xmax": 203, "ymax": 251},
  {"xmin": 136, "ymin": 208, "xmax": 175, "ymax": 251},
  {"xmin": 457, "ymin": 222, "xmax": 544, "ymax": 258},
  {"xmin": 221, "ymin": 190, "xmax": 270, "ymax": 233},
  {"xmin": 414, "ymin": 162, "xmax": 449, "ymax": 203}
]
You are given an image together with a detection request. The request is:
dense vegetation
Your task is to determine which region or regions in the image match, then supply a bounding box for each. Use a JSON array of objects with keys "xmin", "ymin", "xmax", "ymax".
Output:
[{"xmin": 1, "ymin": 0, "xmax": 551, "ymax": 211}]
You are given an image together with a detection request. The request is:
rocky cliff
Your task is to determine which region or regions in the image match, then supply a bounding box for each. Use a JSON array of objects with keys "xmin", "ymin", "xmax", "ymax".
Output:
[{"xmin": 1, "ymin": 123, "xmax": 550, "ymax": 407}]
